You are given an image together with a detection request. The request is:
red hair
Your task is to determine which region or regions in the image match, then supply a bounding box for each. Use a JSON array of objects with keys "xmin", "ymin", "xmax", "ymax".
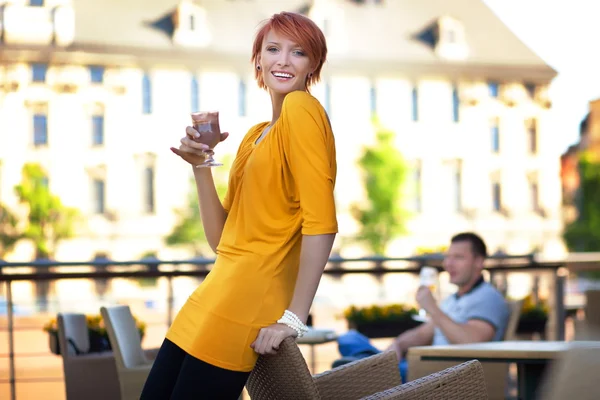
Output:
[{"xmin": 251, "ymin": 12, "xmax": 327, "ymax": 90}]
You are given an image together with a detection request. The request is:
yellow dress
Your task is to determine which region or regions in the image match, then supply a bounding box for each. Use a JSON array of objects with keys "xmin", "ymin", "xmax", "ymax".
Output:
[{"xmin": 165, "ymin": 91, "xmax": 338, "ymax": 372}]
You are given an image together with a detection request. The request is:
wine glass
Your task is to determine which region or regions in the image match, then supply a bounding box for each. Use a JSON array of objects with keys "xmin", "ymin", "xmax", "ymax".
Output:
[
  {"xmin": 191, "ymin": 111, "xmax": 223, "ymax": 168},
  {"xmin": 417, "ymin": 266, "xmax": 439, "ymax": 320}
]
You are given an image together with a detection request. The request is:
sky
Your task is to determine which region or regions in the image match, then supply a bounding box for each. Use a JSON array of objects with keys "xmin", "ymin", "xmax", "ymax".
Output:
[{"xmin": 482, "ymin": 0, "xmax": 600, "ymax": 155}]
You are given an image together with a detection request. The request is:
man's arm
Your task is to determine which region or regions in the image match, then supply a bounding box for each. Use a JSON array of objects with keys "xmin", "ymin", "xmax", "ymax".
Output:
[
  {"xmin": 427, "ymin": 307, "xmax": 496, "ymax": 344},
  {"xmin": 387, "ymin": 321, "xmax": 435, "ymax": 360},
  {"xmin": 417, "ymin": 286, "xmax": 496, "ymax": 345}
]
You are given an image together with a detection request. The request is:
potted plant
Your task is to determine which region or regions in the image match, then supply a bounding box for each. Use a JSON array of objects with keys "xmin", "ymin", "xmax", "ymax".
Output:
[
  {"xmin": 43, "ymin": 313, "xmax": 147, "ymax": 355},
  {"xmin": 516, "ymin": 294, "xmax": 549, "ymax": 335},
  {"xmin": 344, "ymin": 304, "xmax": 422, "ymax": 339}
]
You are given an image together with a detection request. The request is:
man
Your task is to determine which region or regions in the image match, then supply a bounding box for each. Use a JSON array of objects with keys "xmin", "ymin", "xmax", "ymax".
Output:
[{"xmin": 336, "ymin": 232, "xmax": 510, "ymax": 383}]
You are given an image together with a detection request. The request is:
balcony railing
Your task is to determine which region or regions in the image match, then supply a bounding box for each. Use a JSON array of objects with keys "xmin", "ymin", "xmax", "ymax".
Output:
[{"xmin": 0, "ymin": 253, "xmax": 587, "ymax": 400}]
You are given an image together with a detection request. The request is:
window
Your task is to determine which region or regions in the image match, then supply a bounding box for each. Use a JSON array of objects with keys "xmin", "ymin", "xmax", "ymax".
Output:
[
  {"xmin": 452, "ymin": 84, "xmax": 460, "ymax": 122},
  {"xmin": 33, "ymin": 114, "xmax": 48, "ymax": 146},
  {"xmin": 451, "ymin": 162, "xmax": 462, "ymax": 212},
  {"xmin": 411, "ymin": 86, "xmax": 419, "ymax": 121},
  {"xmin": 142, "ymin": 74, "xmax": 152, "ymax": 114},
  {"xmin": 92, "ymin": 115, "xmax": 104, "ymax": 146},
  {"xmin": 191, "ymin": 76, "xmax": 200, "ymax": 112},
  {"xmin": 40, "ymin": 176, "xmax": 49, "ymax": 188},
  {"xmin": 29, "ymin": 0, "xmax": 44, "ymax": 6},
  {"xmin": 143, "ymin": 166, "xmax": 155, "ymax": 214},
  {"xmin": 238, "ymin": 79, "xmax": 246, "ymax": 117},
  {"xmin": 488, "ymin": 81, "xmax": 499, "ymax": 98},
  {"xmin": 89, "ymin": 66, "xmax": 104, "ymax": 84},
  {"xmin": 92, "ymin": 179, "xmax": 106, "ymax": 214},
  {"xmin": 525, "ymin": 83, "xmax": 536, "ymax": 99},
  {"xmin": 370, "ymin": 85, "xmax": 377, "ymax": 116},
  {"xmin": 492, "ymin": 180, "xmax": 502, "ymax": 212},
  {"xmin": 529, "ymin": 180, "xmax": 540, "ymax": 212},
  {"xmin": 412, "ymin": 161, "xmax": 422, "ymax": 213},
  {"xmin": 31, "ymin": 63, "xmax": 47, "ymax": 83},
  {"xmin": 324, "ymin": 80, "xmax": 332, "ymax": 116},
  {"xmin": 526, "ymin": 118, "xmax": 538, "ymax": 154},
  {"xmin": 491, "ymin": 118, "xmax": 500, "ymax": 153}
]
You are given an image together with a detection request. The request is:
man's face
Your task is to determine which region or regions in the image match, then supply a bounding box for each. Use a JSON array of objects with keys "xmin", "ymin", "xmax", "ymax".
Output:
[{"xmin": 442, "ymin": 241, "xmax": 482, "ymax": 288}]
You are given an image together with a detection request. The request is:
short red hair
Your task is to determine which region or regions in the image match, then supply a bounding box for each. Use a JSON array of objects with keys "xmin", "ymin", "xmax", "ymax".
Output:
[{"xmin": 251, "ymin": 12, "xmax": 327, "ymax": 90}]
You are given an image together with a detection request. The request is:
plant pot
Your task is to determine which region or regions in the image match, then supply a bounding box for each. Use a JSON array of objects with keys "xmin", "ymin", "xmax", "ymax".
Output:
[
  {"xmin": 516, "ymin": 318, "xmax": 548, "ymax": 334},
  {"xmin": 48, "ymin": 330, "xmax": 60, "ymax": 355},
  {"xmin": 349, "ymin": 319, "xmax": 423, "ymax": 339}
]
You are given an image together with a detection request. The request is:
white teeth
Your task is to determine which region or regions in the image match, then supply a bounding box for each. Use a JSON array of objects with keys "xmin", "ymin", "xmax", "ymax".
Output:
[{"xmin": 273, "ymin": 72, "xmax": 293, "ymax": 78}]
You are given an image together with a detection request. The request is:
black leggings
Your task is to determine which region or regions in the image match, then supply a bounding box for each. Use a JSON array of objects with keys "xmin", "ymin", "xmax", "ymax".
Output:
[{"xmin": 140, "ymin": 338, "xmax": 250, "ymax": 400}]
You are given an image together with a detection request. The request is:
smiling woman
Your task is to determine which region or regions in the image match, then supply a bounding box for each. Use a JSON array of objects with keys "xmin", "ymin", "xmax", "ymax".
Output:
[{"xmin": 146, "ymin": 12, "xmax": 337, "ymax": 400}]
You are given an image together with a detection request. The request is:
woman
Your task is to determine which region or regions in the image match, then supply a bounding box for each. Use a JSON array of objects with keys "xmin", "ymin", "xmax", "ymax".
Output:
[{"xmin": 140, "ymin": 11, "xmax": 337, "ymax": 399}]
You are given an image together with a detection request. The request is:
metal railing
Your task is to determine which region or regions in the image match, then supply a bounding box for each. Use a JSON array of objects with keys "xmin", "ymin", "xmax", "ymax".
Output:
[{"xmin": 0, "ymin": 253, "xmax": 575, "ymax": 400}]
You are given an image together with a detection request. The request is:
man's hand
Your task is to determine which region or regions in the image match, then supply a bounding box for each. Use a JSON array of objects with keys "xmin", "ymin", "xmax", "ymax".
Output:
[
  {"xmin": 250, "ymin": 323, "xmax": 297, "ymax": 355},
  {"xmin": 416, "ymin": 286, "xmax": 437, "ymax": 314}
]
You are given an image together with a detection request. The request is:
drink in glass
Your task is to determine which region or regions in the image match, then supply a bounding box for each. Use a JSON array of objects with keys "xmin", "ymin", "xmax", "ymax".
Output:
[
  {"xmin": 418, "ymin": 266, "xmax": 439, "ymax": 319},
  {"xmin": 191, "ymin": 111, "xmax": 223, "ymax": 168}
]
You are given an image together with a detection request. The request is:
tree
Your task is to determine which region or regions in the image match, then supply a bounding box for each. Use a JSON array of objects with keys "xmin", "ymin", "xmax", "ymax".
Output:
[
  {"xmin": 14, "ymin": 163, "xmax": 79, "ymax": 259},
  {"xmin": 0, "ymin": 203, "xmax": 22, "ymax": 259},
  {"xmin": 563, "ymin": 153, "xmax": 600, "ymax": 252},
  {"xmin": 563, "ymin": 153, "xmax": 600, "ymax": 280},
  {"xmin": 165, "ymin": 155, "xmax": 231, "ymax": 256},
  {"xmin": 14, "ymin": 163, "xmax": 80, "ymax": 311},
  {"xmin": 351, "ymin": 122, "xmax": 409, "ymax": 255}
]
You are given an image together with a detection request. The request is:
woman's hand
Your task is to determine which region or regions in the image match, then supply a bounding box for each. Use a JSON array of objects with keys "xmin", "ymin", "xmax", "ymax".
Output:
[
  {"xmin": 250, "ymin": 323, "xmax": 297, "ymax": 355},
  {"xmin": 170, "ymin": 126, "xmax": 229, "ymax": 166}
]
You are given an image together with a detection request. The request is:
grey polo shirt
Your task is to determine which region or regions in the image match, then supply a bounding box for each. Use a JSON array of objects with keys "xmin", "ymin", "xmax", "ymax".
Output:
[{"xmin": 432, "ymin": 277, "xmax": 510, "ymax": 345}]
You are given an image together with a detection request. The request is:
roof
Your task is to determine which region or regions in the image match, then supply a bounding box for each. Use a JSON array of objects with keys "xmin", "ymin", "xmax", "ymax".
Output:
[{"xmin": 2, "ymin": 0, "xmax": 556, "ymax": 79}]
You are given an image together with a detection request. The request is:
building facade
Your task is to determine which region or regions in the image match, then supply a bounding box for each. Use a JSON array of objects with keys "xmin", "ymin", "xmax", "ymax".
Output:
[{"xmin": 0, "ymin": 0, "xmax": 565, "ymax": 261}]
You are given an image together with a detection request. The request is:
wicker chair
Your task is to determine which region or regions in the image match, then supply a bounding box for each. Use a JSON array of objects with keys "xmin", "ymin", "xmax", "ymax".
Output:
[
  {"xmin": 362, "ymin": 359, "xmax": 487, "ymax": 400},
  {"xmin": 247, "ymin": 337, "xmax": 488, "ymax": 400}
]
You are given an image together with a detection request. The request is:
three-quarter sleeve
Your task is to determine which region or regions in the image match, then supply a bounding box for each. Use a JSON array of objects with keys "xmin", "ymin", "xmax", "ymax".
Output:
[{"xmin": 282, "ymin": 92, "xmax": 338, "ymax": 235}]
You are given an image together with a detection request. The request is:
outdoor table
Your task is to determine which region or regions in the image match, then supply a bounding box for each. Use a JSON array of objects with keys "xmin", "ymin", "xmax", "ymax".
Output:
[
  {"xmin": 296, "ymin": 328, "xmax": 338, "ymax": 373},
  {"xmin": 408, "ymin": 340, "xmax": 599, "ymax": 400}
]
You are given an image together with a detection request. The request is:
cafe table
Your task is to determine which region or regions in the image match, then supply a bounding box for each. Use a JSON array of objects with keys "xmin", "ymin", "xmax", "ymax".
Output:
[{"xmin": 407, "ymin": 341, "xmax": 599, "ymax": 400}]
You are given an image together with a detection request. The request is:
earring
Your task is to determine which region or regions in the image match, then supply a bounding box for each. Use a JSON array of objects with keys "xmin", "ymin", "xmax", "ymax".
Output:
[
  {"xmin": 256, "ymin": 65, "xmax": 261, "ymax": 71},
  {"xmin": 308, "ymin": 73, "xmax": 313, "ymax": 78}
]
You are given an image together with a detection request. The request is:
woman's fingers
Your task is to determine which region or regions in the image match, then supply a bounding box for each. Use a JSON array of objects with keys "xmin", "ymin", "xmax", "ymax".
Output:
[
  {"xmin": 180, "ymin": 136, "xmax": 209, "ymax": 151},
  {"xmin": 186, "ymin": 126, "xmax": 200, "ymax": 140}
]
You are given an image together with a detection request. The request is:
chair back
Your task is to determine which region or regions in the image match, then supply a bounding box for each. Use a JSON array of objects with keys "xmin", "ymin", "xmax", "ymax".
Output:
[
  {"xmin": 503, "ymin": 299, "xmax": 523, "ymax": 341},
  {"xmin": 100, "ymin": 306, "xmax": 148, "ymax": 370},
  {"xmin": 247, "ymin": 337, "xmax": 321, "ymax": 399},
  {"xmin": 536, "ymin": 343, "xmax": 600, "ymax": 400},
  {"xmin": 385, "ymin": 359, "xmax": 488, "ymax": 399},
  {"xmin": 57, "ymin": 313, "xmax": 91, "ymax": 358},
  {"xmin": 585, "ymin": 290, "xmax": 600, "ymax": 326}
]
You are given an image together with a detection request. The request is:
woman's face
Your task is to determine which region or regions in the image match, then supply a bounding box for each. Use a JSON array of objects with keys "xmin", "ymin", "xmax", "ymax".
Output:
[{"xmin": 257, "ymin": 30, "xmax": 314, "ymax": 95}]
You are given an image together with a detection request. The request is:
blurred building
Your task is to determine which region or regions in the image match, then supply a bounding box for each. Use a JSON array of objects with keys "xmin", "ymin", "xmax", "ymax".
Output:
[{"xmin": 0, "ymin": 0, "xmax": 565, "ymax": 261}]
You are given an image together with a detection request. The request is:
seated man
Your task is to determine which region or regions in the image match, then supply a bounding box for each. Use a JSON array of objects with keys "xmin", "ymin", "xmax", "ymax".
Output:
[{"xmin": 336, "ymin": 232, "xmax": 510, "ymax": 383}]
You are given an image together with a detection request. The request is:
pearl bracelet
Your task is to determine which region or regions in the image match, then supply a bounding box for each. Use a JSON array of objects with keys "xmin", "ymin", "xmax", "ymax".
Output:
[{"xmin": 277, "ymin": 310, "xmax": 309, "ymax": 338}]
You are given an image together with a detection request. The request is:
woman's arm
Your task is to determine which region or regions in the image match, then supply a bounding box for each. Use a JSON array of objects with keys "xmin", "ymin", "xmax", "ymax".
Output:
[
  {"xmin": 287, "ymin": 233, "xmax": 336, "ymax": 322},
  {"xmin": 192, "ymin": 168, "xmax": 227, "ymax": 253},
  {"xmin": 171, "ymin": 126, "xmax": 230, "ymax": 253}
]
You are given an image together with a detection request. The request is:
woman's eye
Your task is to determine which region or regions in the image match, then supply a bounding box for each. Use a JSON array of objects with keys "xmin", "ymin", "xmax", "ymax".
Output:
[
  {"xmin": 294, "ymin": 50, "xmax": 306, "ymax": 56},
  {"xmin": 267, "ymin": 47, "xmax": 278, "ymax": 53}
]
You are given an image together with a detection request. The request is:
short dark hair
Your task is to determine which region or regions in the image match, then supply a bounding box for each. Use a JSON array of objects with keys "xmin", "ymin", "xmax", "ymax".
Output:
[{"xmin": 451, "ymin": 232, "xmax": 488, "ymax": 258}]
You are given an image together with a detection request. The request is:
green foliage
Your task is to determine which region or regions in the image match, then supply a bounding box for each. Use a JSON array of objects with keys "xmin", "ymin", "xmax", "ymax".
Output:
[
  {"xmin": 563, "ymin": 154, "xmax": 600, "ymax": 280},
  {"xmin": 344, "ymin": 304, "xmax": 418, "ymax": 324},
  {"xmin": 0, "ymin": 203, "xmax": 22, "ymax": 258},
  {"xmin": 351, "ymin": 121, "xmax": 408, "ymax": 255},
  {"xmin": 14, "ymin": 163, "xmax": 79, "ymax": 259},
  {"xmin": 165, "ymin": 156, "xmax": 232, "ymax": 256}
]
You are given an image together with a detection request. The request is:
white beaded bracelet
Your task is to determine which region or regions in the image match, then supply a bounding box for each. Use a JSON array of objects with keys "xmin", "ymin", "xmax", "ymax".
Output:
[{"xmin": 277, "ymin": 310, "xmax": 309, "ymax": 338}]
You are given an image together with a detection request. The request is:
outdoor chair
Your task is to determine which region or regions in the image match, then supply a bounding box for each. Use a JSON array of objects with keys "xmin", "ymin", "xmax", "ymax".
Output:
[
  {"xmin": 100, "ymin": 305, "xmax": 154, "ymax": 400},
  {"xmin": 246, "ymin": 336, "xmax": 488, "ymax": 399},
  {"xmin": 57, "ymin": 313, "xmax": 121, "ymax": 400}
]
